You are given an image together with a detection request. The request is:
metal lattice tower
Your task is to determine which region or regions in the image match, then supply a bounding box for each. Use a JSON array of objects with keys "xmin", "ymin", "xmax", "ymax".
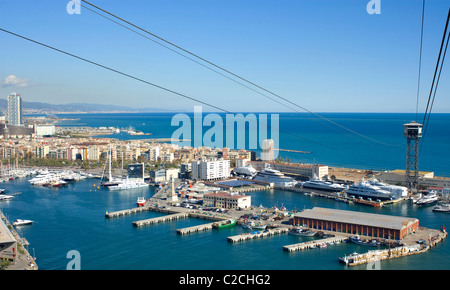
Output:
[{"xmin": 404, "ymin": 122, "xmax": 423, "ymax": 193}]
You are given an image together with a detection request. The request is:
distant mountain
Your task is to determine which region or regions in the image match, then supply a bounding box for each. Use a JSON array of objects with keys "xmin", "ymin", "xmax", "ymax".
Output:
[{"xmin": 0, "ymin": 99, "xmax": 169, "ymax": 113}]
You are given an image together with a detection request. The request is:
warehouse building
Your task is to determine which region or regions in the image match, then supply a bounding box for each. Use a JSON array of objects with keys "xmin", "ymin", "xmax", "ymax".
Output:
[
  {"xmin": 0, "ymin": 217, "xmax": 17, "ymax": 263},
  {"xmin": 292, "ymin": 207, "xmax": 419, "ymax": 240}
]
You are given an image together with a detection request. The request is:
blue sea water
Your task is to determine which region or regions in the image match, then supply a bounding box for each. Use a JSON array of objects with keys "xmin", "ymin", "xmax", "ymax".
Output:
[
  {"xmin": 58, "ymin": 112, "xmax": 450, "ymax": 176},
  {"xmin": 2, "ymin": 112, "xmax": 448, "ymax": 270}
]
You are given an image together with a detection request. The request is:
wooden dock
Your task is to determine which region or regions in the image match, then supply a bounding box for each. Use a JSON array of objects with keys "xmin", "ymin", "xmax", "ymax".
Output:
[
  {"xmin": 227, "ymin": 227, "xmax": 289, "ymax": 243},
  {"xmin": 283, "ymin": 235, "xmax": 347, "ymax": 252},
  {"xmin": 133, "ymin": 212, "xmax": 189, "ymax": 227}
]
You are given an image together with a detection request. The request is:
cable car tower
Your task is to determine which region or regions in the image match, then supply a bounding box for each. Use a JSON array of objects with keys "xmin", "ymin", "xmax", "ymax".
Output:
[{"xmin": 404, "ymin": 122, "xmax": 423, "ymax": 193}]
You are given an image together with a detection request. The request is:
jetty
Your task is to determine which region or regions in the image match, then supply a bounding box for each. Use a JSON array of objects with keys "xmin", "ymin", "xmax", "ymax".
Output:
[
  {"xmin": 105, "ymin": 206, "xmax": 152, "ymax": 218},
  {"xmin": 283, "ymin": 235, "xmax": 347, "ymax": 252},
  {"xmin": 339, "ymin": 228, "xmax": 448, "ymax": 267},
  {"xmin": 176, "ymin": 222, "xmax": 217, "ymax": 235},
  {"xmin": 227, "ymin": 227, "xmax": 289, "ymax": 243},
  {"xmin": 133, "ymin": 212, "xmax": 189, "ymax": 227}
]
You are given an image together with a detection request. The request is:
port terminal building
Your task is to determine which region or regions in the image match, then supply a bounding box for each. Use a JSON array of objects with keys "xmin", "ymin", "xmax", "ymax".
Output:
[{"xmin": 292, "ymin": 207, "xmax": 419, "ymax": 240}]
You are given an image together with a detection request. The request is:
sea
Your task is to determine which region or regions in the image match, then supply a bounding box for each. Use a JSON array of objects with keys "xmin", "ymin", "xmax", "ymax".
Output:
[{"xmin": 1, "ymin": 112, "xmax": 449, "ymax": 271}]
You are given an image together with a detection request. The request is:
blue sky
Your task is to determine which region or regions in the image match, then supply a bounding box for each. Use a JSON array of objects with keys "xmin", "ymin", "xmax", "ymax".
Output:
[{"xmin": 0, "ymin": 0, "xmax": 449, "ymax": 112}]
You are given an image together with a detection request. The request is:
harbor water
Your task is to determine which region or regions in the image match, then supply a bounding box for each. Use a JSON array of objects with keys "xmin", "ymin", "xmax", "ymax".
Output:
[
  {"xmin": 1, "ymin": 178, "xmax": 449, "ymax": 270},
  {"xmin": 56, "ymin": 112, "xmax": 450, "ymax": 177},
  {"xmin": 2, "ymin": 112, "xmax": 448, "ymax": 270}
]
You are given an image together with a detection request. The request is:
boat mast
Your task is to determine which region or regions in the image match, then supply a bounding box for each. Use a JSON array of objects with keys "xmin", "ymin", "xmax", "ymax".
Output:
[{"xmin": 109, "ymin": 144, "xmax": 112, "ymax": 182}]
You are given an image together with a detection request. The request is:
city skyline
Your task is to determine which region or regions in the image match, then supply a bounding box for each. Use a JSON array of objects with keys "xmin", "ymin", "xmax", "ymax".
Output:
[{"xmin": 1, "ymin": 1, "xmax": 450, "ymax": 113}]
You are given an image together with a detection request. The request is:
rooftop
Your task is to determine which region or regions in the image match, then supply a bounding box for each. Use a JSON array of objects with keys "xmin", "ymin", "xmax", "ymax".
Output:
[{"xmin": 294, "ymin": 207, "xmax": 418, "ymax": 230}]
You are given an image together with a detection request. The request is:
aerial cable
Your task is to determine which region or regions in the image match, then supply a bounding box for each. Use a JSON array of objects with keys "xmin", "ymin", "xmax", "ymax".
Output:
[
  {"xmin": 421, "ymin": 8, "xmax": 450, "ymax": 148},
  {"xmin": 79, "ymin": 0, "xmax": 400, "ymax": 147},
  {"xmin": 415, "ymin": 0, "xmax": 425, "ymax": 122}
]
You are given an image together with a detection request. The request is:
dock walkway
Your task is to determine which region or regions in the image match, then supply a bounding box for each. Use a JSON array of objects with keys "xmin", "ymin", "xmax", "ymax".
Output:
[
  {"xmin": 283, "ymin": 235, "xmax": 347, "ymax": 252},
  {"xmin": 227, "ymin": 227, "xmax": 289, "ymax": 243},
  {"xmin": 133, "ymin": 212, "xmax": 189, "ymax": 227}
]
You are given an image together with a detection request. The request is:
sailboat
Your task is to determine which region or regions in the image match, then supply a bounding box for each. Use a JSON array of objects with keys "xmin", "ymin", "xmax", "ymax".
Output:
[
  {"xmin": 108, "ymin": 163, "xmax": 148, "ymax": 191},
  {"xmin": 101, "ymin": 144, "xmax": 123, "ymax": 188}
]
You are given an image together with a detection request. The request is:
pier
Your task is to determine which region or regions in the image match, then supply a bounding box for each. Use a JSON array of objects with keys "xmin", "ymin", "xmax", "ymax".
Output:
[
  {"xmin": 340, "ymin": 228, "xmax": 448, "ymax": 267},
  {"xmin": 105, "ymin": 206, "xmax": 151, "ymax": 218},
  {"xmin": 227, "ymin": 227, "xmax": 289, "ymax": 243},
  {"xmin": 176, "ymin": 222, "xmax": 217, "ymax": 235},
  {"xmin": 133, "ymin": 212, "xmax": 189, "ymax": 227},
  {"xmin": 283, "ymin": 235, "xmax": 347, "ymax": 252}
]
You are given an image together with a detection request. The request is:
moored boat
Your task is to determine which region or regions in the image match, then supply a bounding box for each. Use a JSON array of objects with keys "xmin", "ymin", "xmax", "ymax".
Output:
[
  {"xmin": 415, "ymin": 190, "xmax": 439, "ymax": 206},
  {"xmin": 213, "ymin": 219, "xmax": 236, "ymax": 229},
  {"xmin": 137, "ymin": 197, "xmax": 147, "ymax": 207},
  {"xmin": 13, "ymin": 219, "xmax": 33, "ymax": 226},
  {"xmin": 433, "ymin": 203, "xmax": 450, "ymax": 213},
  {"xmin": 288, "ymin": 227, "xmax": 316, "ymax": 237},
  {"xmin": 0, "ymin": 195, "xmax": 13, "ymax": 201},
  {"xmin": 348, "ymin": 236, "xmax": 381, "ymax": 247}
]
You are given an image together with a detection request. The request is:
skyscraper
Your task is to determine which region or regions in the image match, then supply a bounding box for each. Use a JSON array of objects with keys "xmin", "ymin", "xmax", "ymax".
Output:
[
  {"xmin": 261, "ymin": 139, "xmax": 275, "ymax": 161},
  {"xmin": 7, "ymin": 92, "xmax": 22, "ymax": 125}
]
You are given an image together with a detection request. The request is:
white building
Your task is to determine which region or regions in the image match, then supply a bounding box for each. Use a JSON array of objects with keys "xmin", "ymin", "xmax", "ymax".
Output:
[
  {"xmin": 192, "ymin": 158, "xmax": 230, "ymax": 181},
  {"xmin": 160, "ymin": 152, "xmax": 174, "ymax": 162},
  {"xmin": 235, "ymin": 158, "xmax": 250, "ymax": 168},
  {"xmin": 261, "ymin": 139, "xmax": 275, "ymax": 161},
  {"xmin": 149, "ymin": 146, "xmax": 160, "ymax": 161},
  {"xmin": 34, "ymin": 125, "xmax": 56, "ymax": 137},
  {"xmin": 203, "ymin": 192, "xmax": 251, "ymax": 209}
]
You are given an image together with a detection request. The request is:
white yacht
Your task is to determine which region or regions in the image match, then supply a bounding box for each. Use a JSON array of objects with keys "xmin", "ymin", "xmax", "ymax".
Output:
[
  {"xmin": 233, "ymin": 165, "xmax": 257, "ymax": 177},
  {"xmin": 13, "ymin": 219, "xmax": 33, "ymax": 226},
  {"xmin": 368, "ymin": 176, "xmax": 408, "ymax": 198},
  {"xmin": 302, "ymin": 174, "xmax": 347, "ymax": 192},
  {"xmin": 109, "ymin": 178, "xmax": 148, "ymax": 191},
  {"xmin": 253, "ymin": 164, "xmax": 296, "ymax": 187},
  {"xmin": 433, "ymin": 203, "xmax": 450, "ymax": 213},
  {"xmin": 415, "ymin": 190, "xmax": 439, "ymax": 206},
  {"xmin": 345, "ymin": 179, "xmax": 395, "ymax": 201},
  {"xmin": 0, "ymin": 195, "xmax": 13, "ymax": 201}
]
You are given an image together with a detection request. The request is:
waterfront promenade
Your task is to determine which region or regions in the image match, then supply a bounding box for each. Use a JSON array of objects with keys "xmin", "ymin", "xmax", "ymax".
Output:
[{"xmin": 0, "ymin": 210, "xmax": 37, "ymax": 270}]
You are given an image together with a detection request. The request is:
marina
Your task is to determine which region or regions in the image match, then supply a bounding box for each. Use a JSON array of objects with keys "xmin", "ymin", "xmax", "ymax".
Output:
[{"xmin": 0, "ymin": 167, "xmax": 448, "ymax": 270}]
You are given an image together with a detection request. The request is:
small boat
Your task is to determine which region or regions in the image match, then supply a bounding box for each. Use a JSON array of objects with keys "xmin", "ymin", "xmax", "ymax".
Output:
[
  {"xmin": 0, "ymin": 189, "xmax": 6, "ymax": 194},
  {"xmin": 339, "ymin": 252, "xmax": 360, "ymax": 265},
  {"xmin": 213, "ymin": 219, "xmax": 236, "ymax": 229},
  {"xmin": 348, "ymin": 236, "xmax": 380, "ymax": 247},
  {"xmin": 251, "ymin": 221, "xmax": 267, "ymax": 230},
  {"xmin": 433, "ymin": 203, "xmax": 450, "ymax": 213},
  {"xmin": 137, "ymin": 197, "xmax": 147, "ymax": 207},
  {"xmin": 288, "ymin": 227, "xmax": 316, "ymax": 237},
  {"xmin": 242, "ymin": 221, "xmax": 254, "ymax": 229},
  {"xmin": 13, "ymin": 219, "xmax": 33, "ymax": 226},
  {"xmin": 0, "ymin": 195, "xmax": 13, "ymax": 201}
]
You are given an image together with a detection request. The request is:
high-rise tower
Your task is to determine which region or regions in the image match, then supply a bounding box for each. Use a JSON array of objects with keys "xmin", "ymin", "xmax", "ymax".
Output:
[
  {"xmin": 404, "ymin": 122, "xmax": 423, "ymax": 193},
  {"xmin": 7, "ymin": 92, "xmax": 22, "ymax": 125}
]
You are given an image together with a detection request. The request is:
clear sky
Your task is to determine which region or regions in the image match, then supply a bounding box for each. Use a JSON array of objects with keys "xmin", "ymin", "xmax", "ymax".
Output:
[{"xmin": 0, "ymin": 0, "xmax": 449, "ymax": 113}]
